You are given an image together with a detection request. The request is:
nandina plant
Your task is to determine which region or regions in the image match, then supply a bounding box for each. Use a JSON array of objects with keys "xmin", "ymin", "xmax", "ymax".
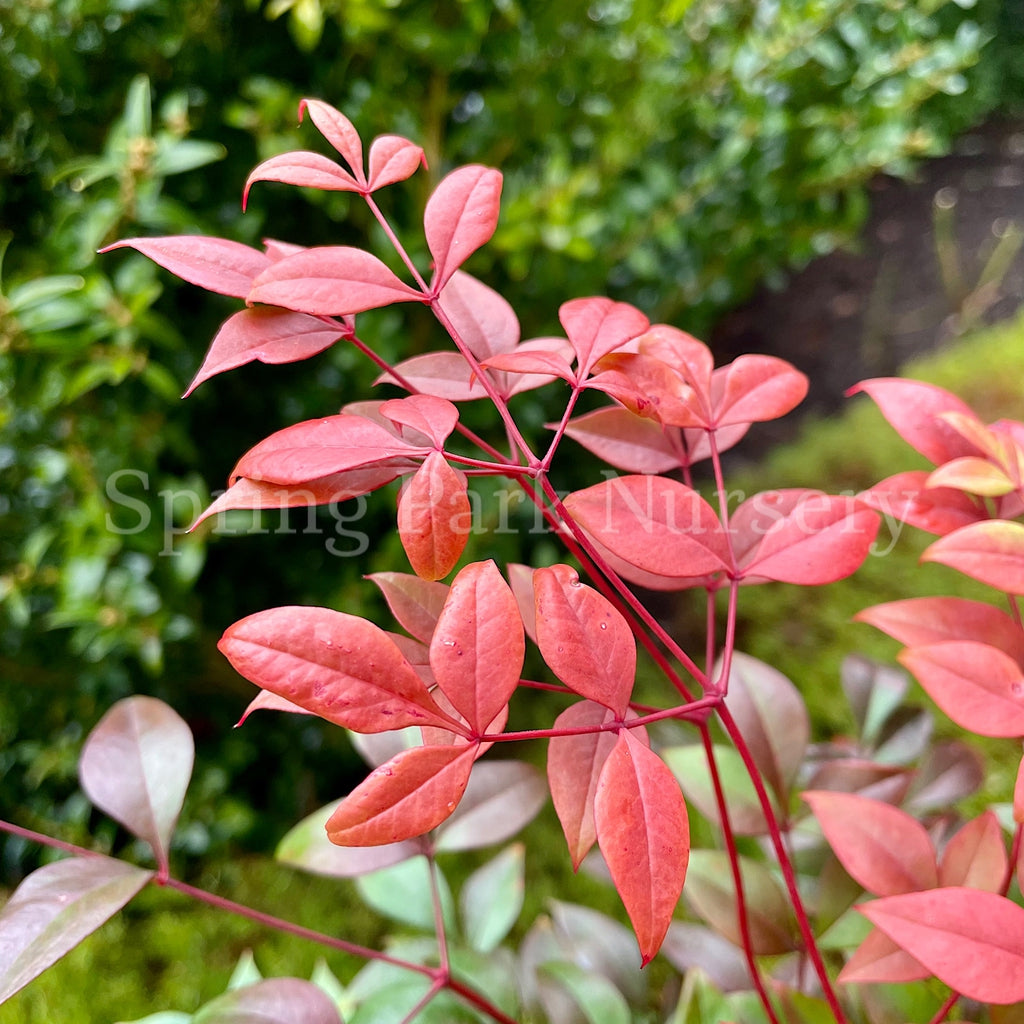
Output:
[{"xmin": 3, "ymin": 99, "xmax": 1024, "ymax": 1023}]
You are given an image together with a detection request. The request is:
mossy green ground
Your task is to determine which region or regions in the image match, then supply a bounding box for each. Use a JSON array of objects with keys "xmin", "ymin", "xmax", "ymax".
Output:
[{"xmin": 3, "ymin": 311, "xmax": 1023, "ymax": 1021}]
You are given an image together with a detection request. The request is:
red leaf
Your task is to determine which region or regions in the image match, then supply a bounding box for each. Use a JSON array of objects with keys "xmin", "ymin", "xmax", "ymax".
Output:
[
  {"xmin": 193, "ymin": 465, "xmax": 406, "ymax": 528},
  {"xmin": 380, "ymin": 394, "xmax": 459, "ymax": 448},
  {"xmin": 802, "ymin": 790, "xmax": 937, "ymax": 896},
  {"xmin": 561, "ymin": 407, "xmax": 683, "ymax": 474},
  {"xmin": 484, "ymin": 347, "xmax": 576, "ymax": 385},
  {"xmin": 712, "ymin": 355, "xmax": 807, "ymax": 427},
  {"xmin": 377, "ymin": 352, "xmax": 490, "ymax": 401},
  {"xmin": 249, "ymin": 246, "xmax": 423, "ymax": 316},
  {"xmin": 367, "ymin": 572, "xmax": 449, "ymax": 645},
  {"xmin": 218, "ymin": 606, "xmax": 464, "ymax": 733},
  {"xmin": 238, "ymin": 688, "xmax": 310, "ymax": 723},
  {"xmin": 102, "ymin": 236, "xmax": 270, "ymax": 299},
  {"xmin": 586, "ymin": 352, "xmax": 702, "ymax": 427},
  {"xmin": 899, "ymin": 641, "xmax": 1024, "ymax": 737},
  {"xmin": 230, "ymin": 413, "xmax": 428, "ymax": 485},
  {"xmin": 429, "ymin": 560, "xmax": 525, "ymax": 734},
  {"xmin": 367, "ymin": 134, "xmax": 425, "ymax": 190},
  {"xmin": 858, "ymin": 471, "xmax": 984, "ymax": 536},
  {"xmin": 184, "ymin": 307, "xmax": 344, "ymax": 396},
  {"xmin": 922, "ymin": 520, "xmax": 1024, "ymax": 594},
  {"xmin": 533, "ymin": 564, "xmax": 636, "ymax": 715},
  {"xmin": 859, "ymin": 887, "xmax": 1024, "ymax": 1003},
  {"xmin": 299, "ymin": 99, "xmax": 364, "ymax": 181},
  {"xmin": 855, "ymin": 597, "xmax": 1024, "ymax": 666},
  {"xmin": 1016, "ymin": 752, "xmax": 1024, "ymax": 824},
  {"xmin": 243, "ymin": 151, "xmax": 360, "ymax": 208},
  {"xmin": 847, "ymin": 378, "xmax": 984, "ymax": 465},
  {"xmin": 939, "ymin": 811, "xmax": 1008, "ymax": 891},
  {"xmin": 547, "ymin": 701, "xmax": 624, "ymax": 869},
  {"xmin": 397, "ymin": 453, "xmax": 471, "ymax": 581},
  {"xmin": 326, "ymin": 743, "xmax": 477, "ymax": 845},
  {"xmin": 437, "ymin": 271, "xmax": 519, "ymax": 360},
  {"xmin": 739, "ymin": 490, "xmax": 879, "ymax": 585},
  {"xmin": 839, "ymin": 927, "xmax": 931, "ymax": 985},
  {"xmin": 559, "ymin": 297, "xmax": 649, "ymax": 378},
  {"xmin": 563, "ymin": 475, "xmax": 730, "ymax": 578},
  {"xmin": 425, "ymin": 165, "xmax": 502, "ymax": 290},
  {"xmin": 595, "ymin": 731, "xmax": 689, "ymax": 965}
]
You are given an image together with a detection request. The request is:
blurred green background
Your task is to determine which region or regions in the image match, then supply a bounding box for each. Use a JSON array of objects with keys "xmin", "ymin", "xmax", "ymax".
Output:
[{"xmin": 2, "ymin": 0, "xmax": 1024, "ymax": 966}]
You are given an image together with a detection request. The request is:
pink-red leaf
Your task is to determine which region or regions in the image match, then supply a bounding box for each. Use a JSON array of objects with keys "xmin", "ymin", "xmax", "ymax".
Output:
[
  {"xmin": 546, "ymin": 701, "xmax": 624, "ymax": 869},
  {"xmin": 102, "ymin": 236, "xmax": 270, "ymax": 299},
  {"xmin": 243, "ymin": 151, "xmax": 360, "ymax": 208},
  {"xmin": 79, "ymin": 696, "xmax": 194, "ymax": 872},
  {"xmin": 299, "ymin": 99, "xmax": 364, "ymax": 180},
  {"xmin": 437, "ymin": 271, "xmax": 518, "ymax": 360},
  {"xmin": 563, "ymin": 475, "xmax": 730, "ymax": 578},
  {"xmin": 802, "ymin": 790, "xmax": 937, "ymax": 896},
  {"xmin": 848, "ymin": 378, "xmax": 984, "ymax": 465},
  {"xmin": 325, "ymin": 743, "xmax": 477, "ymax": 846},
  {"xmin": 429, "ymin": 560, "xmax": 525, "ymax": 733},
  {"xmin": 560, "ymin": 407, "xmax": 682, "ymax": 474},
  {"xmin": 367, "ymin": 572, "xmax": 449, "ymax": 645},
  {"xmin": 533, "ymin": 564, "xmax": 635, "ymax": 715},
  {"xmin": 839, "ymin": 927, "xmax": 931, "ymax": 985},
  {"xmin": 898, "ymin": 640, "xmax": 1024, "ymax": 737},
  {"xmin": 185, "ymin": 307, "xmax": 344, "ymax": 396},
  {"xmin": 559, "ymin": 297, "xmax": 650, "ymax": 379},
  {"xmin": 922, "ymin": 520, "xmax": 1024, "ymax": 594},
  {"xmin": 858, "ymin": 471, "xmax": 985, "ymax": 536},
  {"xmin": 0, "ymin": 858, "xmax": 153, "ymax": 1004},
  {"xmin": 739, "ymin": 491, "xmax": 879, "ymax": 585},
  {"xmin": 397, "ymin": 452, "xmax": 470, "ymax": 581},
  {"xmin": 859, "ymin": 887, "xmax": 1024, "ymax": 1003},
  {"xmin": 939, "ymin": 811, "xmax": 1008, "ymax": 891},
  {"xmin": 376, "ymin": 352, "xmax": 490, "ymax": 401},
  {"xmin": 425, "ymin": 165, "xmax": 502, "ymax": 290},
  {"xmin": 484, "ymin": 347, "xmax": 576, "ymax": 384},
  {"xmin": 595, "ymin": 731, "xmax": 689, "ymax": 965},
  {"xmin": 192, "ymin": 465, "xmax": 406, "ymax": 528},
  {"xmin": 712, "ymin": 355, "xmax": 807, "ymax": 427},
  {"xmin": 855, "ymin": 597, "xmax": 1024, "ymax": 666},
  {"xmin": 249, "ymin": 246, "xmax": 422, "ymax": 316},
  {"xmin": 219, "ymin": 606, "xmax": 463, "ymax": 733},
  {"xmin": 380, "ymin": 394, "xmax": 459, "ymax": 448},
  {"xmin": 230, "ymin": 413, "xmax": 428, "ymax": 485},
  {"xmin": 367, "ymin": 134, "xmax": 425, "ymax": 190}
]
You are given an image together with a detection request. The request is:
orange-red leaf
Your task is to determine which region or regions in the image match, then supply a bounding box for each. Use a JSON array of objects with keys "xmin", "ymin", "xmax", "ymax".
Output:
[
  {"xmin": 429, "ymin": 561, "xmax": 525, "ymax": 734},
  {"xmin": 397, "ymin": 453, "xmax": 470, "ymax": 581},
  {"xmin": 533, "ymin": 565, "xmax": 635, "ymax": 715},
  {"xmin": 839, "ymin": 927, "xmax": 930, "ymax": 985},
  {"xmin": 939, "ymin": 811, "xmax": 1007, "ymax": 891},
  {"xmin": 858, "ymin": 471, "xmax": 985, "ymax": 535},
  {"xmin": 712, "ymin": 354, "xmax": 807, "ymax": 427},
  {"xmin": 367, "ymin": 572, "xmax": 449, "ymax": 645},
  {"xmin": 326, "ymin": 743, "xmax": 477, "ymax": 846},
  {"xmin": 802, "ymin": 790, "xmax": 937, "ymax": 896},
  {"xmin": 219, "ymin": 606, "xmax": 463, "ymax": 734},
  {"xmin": 559, "ymin": 297, "xmax": 649, "ymax": 379},
  {"xmin": 595, "ymin": 731, "xmax": 689, "ymax": 965}
]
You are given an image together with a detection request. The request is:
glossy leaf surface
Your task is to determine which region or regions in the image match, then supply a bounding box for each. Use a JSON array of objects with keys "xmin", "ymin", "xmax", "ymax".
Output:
[
  {"xmin": 594, "ymin": 731, "xmax": 689, "ymax": 964},
  {"xmin": 79, "ymin": 696, "xmax": 194, "ymax": 871},
  {"xmin": 219, "ymin": 606, "xmax": 463, "ymax": 733},
  {"xmin": 533, "ymin": 564, "xmax": 635, "ymax": 714},
  {"xmin": 0, "ymin": 858, "xmax": 152, "ymax": 1004},
  {"xmin": 326, "ymin": 743, "xmax": 477, "ymax": 845}
]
